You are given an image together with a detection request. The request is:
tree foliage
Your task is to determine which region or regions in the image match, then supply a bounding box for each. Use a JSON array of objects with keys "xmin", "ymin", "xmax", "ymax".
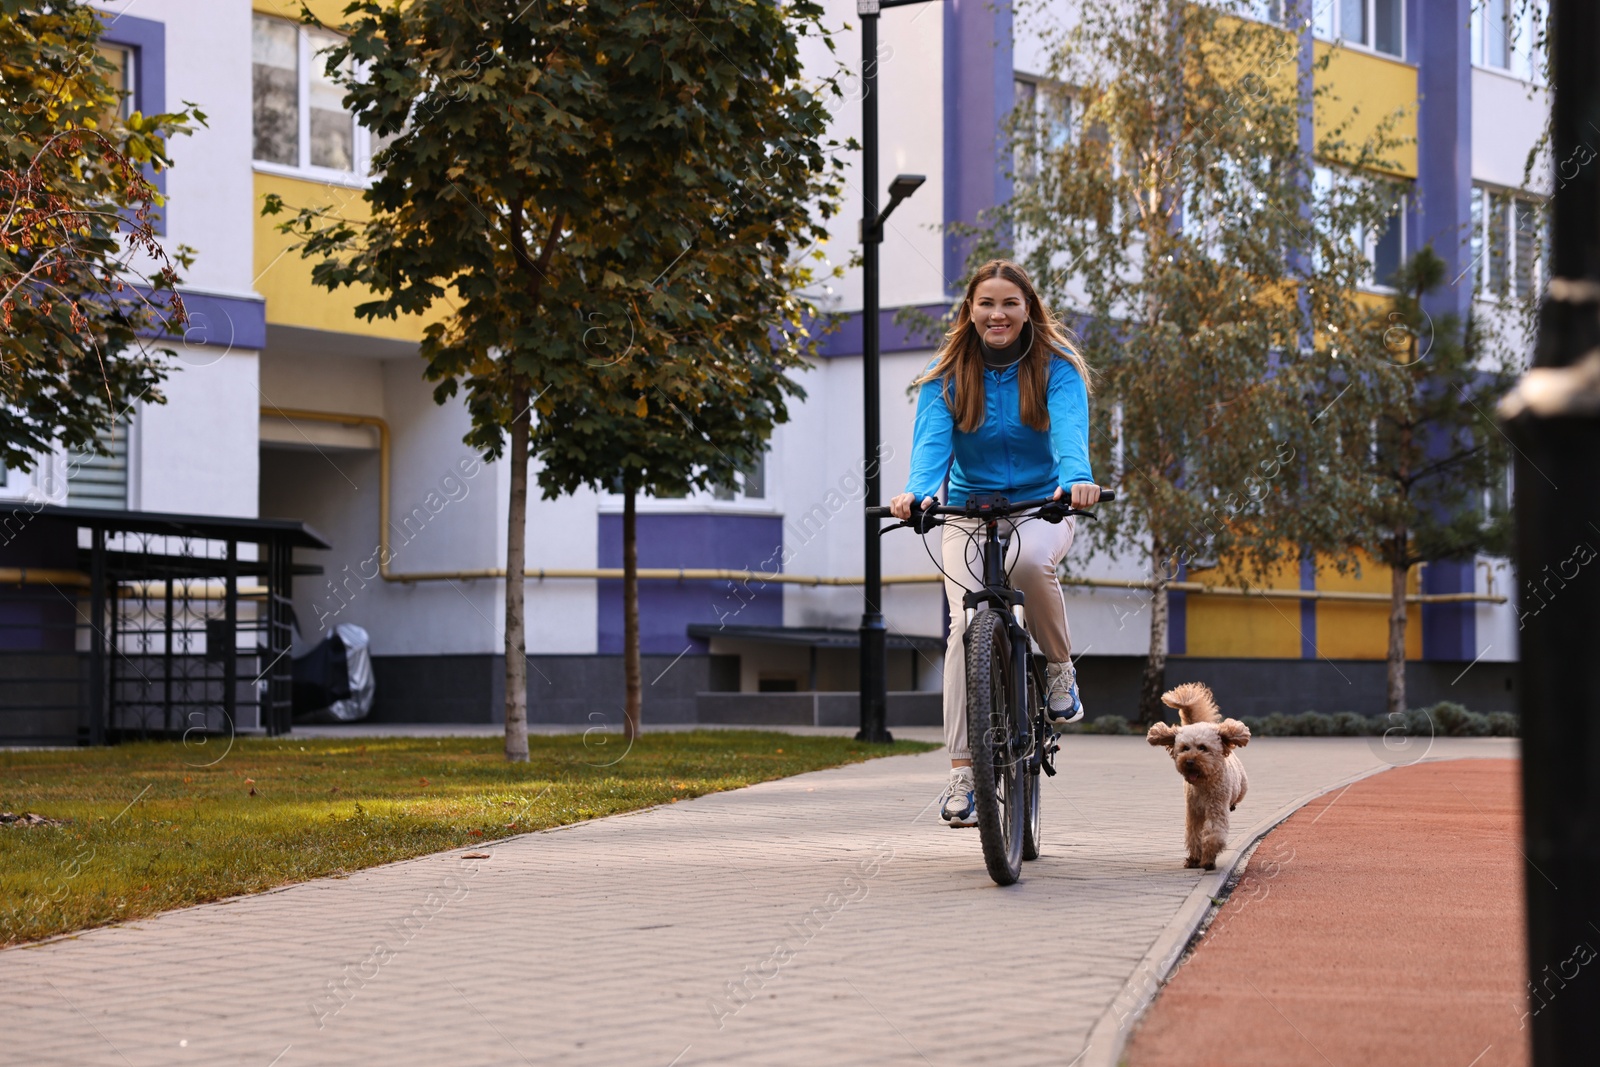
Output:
[
  {"xmin": 0, "ymin": 0, "xmax": 201, "ymax": 472},
  {"xmin": 1332, "ymin": 247, "xmax": 1515, "ymax": 716},
  {"xmin": 967, "ymin": 0, "xmax": 1414, "ymax": 721},
  {"xmin": 266, "ymin": 0, "xmax": 843, "ymax": 752}
]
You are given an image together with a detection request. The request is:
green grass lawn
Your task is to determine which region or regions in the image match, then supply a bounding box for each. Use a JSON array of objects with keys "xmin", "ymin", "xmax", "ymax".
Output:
[{"xmin": 0, "ymin": 730, "xmax": 934, "ymax": 946}]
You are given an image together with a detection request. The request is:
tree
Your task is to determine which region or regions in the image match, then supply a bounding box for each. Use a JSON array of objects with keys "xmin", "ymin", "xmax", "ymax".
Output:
[
  {"xmin": 0, "ymin": 0, "xmax": 201, "ymax": 473},
  {"xmin": 533, "ymin": 347, "xmax": 805, "ymax": 742},
  {"xmin": 958, "ymin": 0, "xmax": 1413, "ymax": 722},
  {"xmin": 1334, "ymin": 248, "xmax": 1514, "ymax": 717},
  {"xmin": 266, "ymin": 0, "xmax": 842, "ymax": 757}
]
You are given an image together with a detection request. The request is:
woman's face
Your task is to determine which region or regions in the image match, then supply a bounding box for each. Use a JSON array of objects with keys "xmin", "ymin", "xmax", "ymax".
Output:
[{"xmin": 971, "ymin": 277, "xmax": 1029, "ymax": 348}]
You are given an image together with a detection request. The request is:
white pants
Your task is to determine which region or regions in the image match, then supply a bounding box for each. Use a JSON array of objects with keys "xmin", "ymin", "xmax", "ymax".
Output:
[{"xmin": 941, "ymin": 516, "xmax": 1076, "ymax": 759}]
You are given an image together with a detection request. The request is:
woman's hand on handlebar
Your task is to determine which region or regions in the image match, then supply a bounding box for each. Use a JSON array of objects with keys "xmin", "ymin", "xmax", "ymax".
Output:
[
  {"xmin": 889, "ymin": 492, "xmax": 936, "ymax": 520},
  {"xmin": 1062, "ymin": 483, "xmax": 1104, "ymax": 509}
]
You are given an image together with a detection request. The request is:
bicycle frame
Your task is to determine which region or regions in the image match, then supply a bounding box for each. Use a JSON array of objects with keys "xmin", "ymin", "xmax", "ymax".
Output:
[{"xmin": 946, "ymin": 494, "xmax": 1066, "ymax": 775}]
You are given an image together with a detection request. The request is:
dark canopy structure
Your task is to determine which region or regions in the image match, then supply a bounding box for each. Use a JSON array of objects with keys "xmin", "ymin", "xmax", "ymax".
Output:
[{"xmin": 0, "ymin": 505, "xmax": 327, "ymax": 745}]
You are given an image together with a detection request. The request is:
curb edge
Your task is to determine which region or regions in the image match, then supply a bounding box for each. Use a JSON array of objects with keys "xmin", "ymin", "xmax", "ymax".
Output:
[{"xmin": 1076, "ymin": 760, "xmax": 1401, "ymax": 1067}]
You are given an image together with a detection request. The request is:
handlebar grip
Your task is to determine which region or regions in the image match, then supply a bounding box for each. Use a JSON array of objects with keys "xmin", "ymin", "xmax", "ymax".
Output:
[
  {"xmin": 1099, "ymin": 489, "xmax": 1116, "ymax": 502},
  {"xmin": 865, "ymin": 506, "xmax": 893, "ymax": 518}
]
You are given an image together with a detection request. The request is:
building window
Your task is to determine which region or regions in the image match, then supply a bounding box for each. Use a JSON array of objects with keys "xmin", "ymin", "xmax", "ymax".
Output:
[
  {"xmin": 1470, "ymin": 185, "xmax": 1545, "ymax": 300},
  {"xmin": 67, "ymin": 421, "xmax": 130, "ymax": 510},
  {"xmin": 1313, "ymin": 0, "xmax": 1404, "ymax": 59},
  {"xmin": 1013, "ymin": 77, "xmax": 1073, "ymax": 184},
  {"xmin": 1471, "ymin": 0, "xmax": 1545, "ymax": 81},
  {"xmin": 1313, "ymin": 165, "xmax": 1408, "ymax": 288},
  {"xmin": 1245, "ymin": 0, "xmax": 1284, "ymax": 23},
  {"xmin": 252, "ymin": 15, "xmax": 367, "ymax": 178},
  {"xmin": 712, "ymin": 452, "xmax": 766, "ymax": 501},
  {"xmin": 96, "ymin": 44, "xmax": 135, "ymax": 124}
]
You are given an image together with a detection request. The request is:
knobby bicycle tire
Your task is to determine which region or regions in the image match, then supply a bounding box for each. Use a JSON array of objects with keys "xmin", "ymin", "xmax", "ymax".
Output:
[
  {"xmin": 966, "ymin": 608, "xmax": 1024, "ymax": 885},
  {"xmin": 1022, "ymin": 660, "xmax": 1044, "ymax": 861}
]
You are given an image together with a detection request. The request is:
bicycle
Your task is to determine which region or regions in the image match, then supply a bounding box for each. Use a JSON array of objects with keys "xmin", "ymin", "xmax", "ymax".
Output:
[{"xmin": 867, "ymin": 490, "xmax": 1114, "ymax": 886}]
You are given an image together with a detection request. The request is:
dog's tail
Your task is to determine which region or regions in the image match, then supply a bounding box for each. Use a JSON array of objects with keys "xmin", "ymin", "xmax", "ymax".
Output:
[{"xmin": 1161, "ymin": 682, "xmax": 1220, "ymax": 725}]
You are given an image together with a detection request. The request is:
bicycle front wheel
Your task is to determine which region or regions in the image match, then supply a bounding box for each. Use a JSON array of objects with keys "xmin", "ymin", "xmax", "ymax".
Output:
[
  {"xmin": 966, "ymin": 608, "xmax": 1024, "ymax": 886},
  {"xmin": 1023, "ymin": 661, "xmax": 1043, "ymax": 861}
]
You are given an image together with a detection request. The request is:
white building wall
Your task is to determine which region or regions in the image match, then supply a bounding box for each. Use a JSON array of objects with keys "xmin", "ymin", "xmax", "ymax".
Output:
[
  {"xmin": 1471, "ymin": 68, "xmax": 1550, "ymax": 194},
  {"xmin": 102, "ymin": 0, "xmax": 260, "ymax": 299},
  {"xmin": 137, "ymin": 346, "xmax": 259, "ymax": 517},
  {"xmin": 813, "ymin": 0, "xmax": 948, "ymax": 314}
]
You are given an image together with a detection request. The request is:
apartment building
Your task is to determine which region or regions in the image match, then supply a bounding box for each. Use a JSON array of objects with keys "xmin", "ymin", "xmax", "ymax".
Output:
[{"xmin": 5, "ymin": 0, "xmax": 1540, "ymax": 739}]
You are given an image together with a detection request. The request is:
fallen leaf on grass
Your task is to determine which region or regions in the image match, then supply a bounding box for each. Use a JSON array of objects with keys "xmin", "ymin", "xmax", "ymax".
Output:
[{"xmin": 468, "ymin": 829, "xmax": 483, "ymax": 837}]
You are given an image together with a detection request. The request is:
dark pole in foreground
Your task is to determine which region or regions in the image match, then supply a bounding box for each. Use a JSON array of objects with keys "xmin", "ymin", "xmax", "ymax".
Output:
[
  {"xmin": 1500, "ymin": 2, "xmax": 1600, "ymax": 1062},
  {"xmin": 856, "ymin": 0, "xmax": 928, "ymax": 744},
  {"xmin": 857, "ymin": 0, "xmax": 890, "ymax": 744}
]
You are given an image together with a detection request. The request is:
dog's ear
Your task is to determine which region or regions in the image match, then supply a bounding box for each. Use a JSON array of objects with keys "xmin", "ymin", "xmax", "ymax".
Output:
[
  {"xmin": 1146, "ymin": 722, "xmax": 1176, "ymax": 747},
  {"xmin": 1217, "ymin": 718, "xmax": 1251, "ymax": 751}
]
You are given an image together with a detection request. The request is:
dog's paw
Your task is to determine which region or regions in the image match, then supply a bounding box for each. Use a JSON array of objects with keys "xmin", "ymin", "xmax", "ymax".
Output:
[
  {"xmin": 1184, "ymin": 856, "xmax": 1201, "ymax": 869},
  {"xmin": 1203, "ymin": 861, "xmax": 1216, "ymax": 871}
]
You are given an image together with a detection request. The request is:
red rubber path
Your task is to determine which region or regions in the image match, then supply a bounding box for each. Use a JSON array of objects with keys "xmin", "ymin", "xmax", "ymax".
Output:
[{"xmin": 1126, "ymin": 758, "xmax": 1529, "ymax": 1067}]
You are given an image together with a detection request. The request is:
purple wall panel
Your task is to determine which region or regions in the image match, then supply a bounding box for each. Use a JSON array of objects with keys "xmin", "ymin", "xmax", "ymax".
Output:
[
  {"xmin": 98, "ymin": 13, "xmax": 168, "ymax": 230},
  {"xmin": 943, "ymin": 0, "xmax": 1014, "ymax": 290},
  {"xmin": 596, "ymin": 513, "xmax": 785, "ymax": 655}
]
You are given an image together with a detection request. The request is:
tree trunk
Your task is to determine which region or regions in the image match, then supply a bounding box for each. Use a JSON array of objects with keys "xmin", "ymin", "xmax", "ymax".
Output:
[
  {"xmin": 1386, "ymin": 537, "xmax": 1409, "ymax": 720},
  {"xmin": 622, "ymin": 482, "xmax": 642, "ymax": 742},
  {"xmin": 502, "ymin": 383, "xmax": 530, "ymax": 762},
  {"xmin": 1138, "ymin": 535, "xmax": 1170, "ymax": 725}
]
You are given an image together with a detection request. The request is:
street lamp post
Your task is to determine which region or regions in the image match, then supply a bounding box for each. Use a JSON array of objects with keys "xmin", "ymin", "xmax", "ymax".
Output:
[
  {"xmin": 1500, "ymin": 1, "xmax": 1600, "ymax": 1062},
  {"xmin": 856, "ymin": 0, "xmax": 930, "ymax": 744}
]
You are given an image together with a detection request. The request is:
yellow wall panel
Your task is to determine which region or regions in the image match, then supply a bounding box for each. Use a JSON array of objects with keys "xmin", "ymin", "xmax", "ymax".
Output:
[
  {"xmin": 252, "ymin": 0, "xmax": 353, "ymax": 28},
  {"xmin": 1313, "ymin": 43, "xmax": 1418, "ymax": 178},
  {"xmin": 253, "ymin": 172, "xmax": 427, "ymax": 341},
  {"xmin": 1185, "ymin": 557, "xmax": 1304, "ymax": 659},
  {"xmin": 1314, "ymin": 553, "xmax": 1422, "ymax": 660}
]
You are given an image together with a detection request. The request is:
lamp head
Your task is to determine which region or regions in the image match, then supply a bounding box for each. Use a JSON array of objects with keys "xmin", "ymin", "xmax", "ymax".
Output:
[{"xmin": 887, "ymin": 174, "xmax": 926, "ymax": 200}]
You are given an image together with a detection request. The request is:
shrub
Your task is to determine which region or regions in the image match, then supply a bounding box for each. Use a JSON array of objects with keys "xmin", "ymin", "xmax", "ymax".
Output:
[
  {"xmin": 1486, "ymin": 711, "xmax": 1519, "ymax": 737},
  {"xmin": 1294, "ymin": 711, "xmax": 1333, "ymax": 736},
  {"xmin": 1259, "ymin": 712, "xmax": 1296, "ymax": 737},
  {"xmin": 1084, "ymin": 715, "xmax": 1133, "ymax": 735},
  {"xmin": 1403, "ymin": 708, "xmax": 1435, "ymax": 737},
  {"xmin": 1331, "ymin": 711, "xmax": 1368, "ymax": 736}
]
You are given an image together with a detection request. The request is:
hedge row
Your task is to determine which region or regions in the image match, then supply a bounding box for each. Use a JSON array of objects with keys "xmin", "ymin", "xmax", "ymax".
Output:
[{"xmin": 1067, "ymin": 701, "xmax": 1519, "ymax": 738}]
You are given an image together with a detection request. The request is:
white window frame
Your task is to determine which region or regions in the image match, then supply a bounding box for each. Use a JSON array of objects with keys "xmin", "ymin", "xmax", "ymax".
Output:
[
  {"xmin": 1469, "ymin": 183, "xmax": 1546, "ymax": 302},
  {"xmin": 599, "ymin": 445, "xmax": 780, "ymax": 516},
  {"xmin": 1312, "ymin": 165, "xmax": 1409, "ymax": 291},
  {"xmin": 1012, "ymin": 75, "xmax": 1073, "ymax": 185},
  {"xmin": 1242, "ymin": 0, "xmax": 1286, "ymax": 24},
  {"xmin": 1311, "ymin": 0, "xmax": 1407, "ymax": 60},
  {"xmin": 96, "ymin": 42, "xmax": 136, "ymax": 120},
  {"xmin": 251, "ymin": 16, "xmax": 376, "ymax": 188},
  {"xmin": 1470, "ymin": 0, "xmax": 1545, "ymax": 83}
]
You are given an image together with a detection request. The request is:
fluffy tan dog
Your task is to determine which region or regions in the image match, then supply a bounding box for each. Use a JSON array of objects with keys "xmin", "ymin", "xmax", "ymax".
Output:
[{"xmin": 1146, "ymin": 683, "xmax": 1250, "ymax": 870}]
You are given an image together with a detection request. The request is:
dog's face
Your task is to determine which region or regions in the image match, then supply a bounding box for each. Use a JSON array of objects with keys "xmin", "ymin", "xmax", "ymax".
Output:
[{"xmin": 1147, "ymin": 719, "xmax": 1250, "ymax": 783}]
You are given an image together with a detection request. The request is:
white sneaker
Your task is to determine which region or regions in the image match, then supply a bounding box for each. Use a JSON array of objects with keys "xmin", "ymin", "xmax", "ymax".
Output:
[
  {"xmin": 940, "ymin": 767, "xmax": 977, "ymax": 827},
  {"xmin": 1046, "ymin": 661, "xmax": 1084, "ymax": 726}
]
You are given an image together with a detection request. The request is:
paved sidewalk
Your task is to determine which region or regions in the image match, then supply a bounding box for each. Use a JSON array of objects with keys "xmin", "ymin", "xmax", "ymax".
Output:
[{"xmin": 5, "ymin": 736, "xmax": 1514, "ymax": 1067}]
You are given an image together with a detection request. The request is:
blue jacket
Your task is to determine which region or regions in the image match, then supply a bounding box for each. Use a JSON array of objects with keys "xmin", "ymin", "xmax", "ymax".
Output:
[{"xmin": 905, "ymin": 355, "xmax": 1094, "ymax": 505}]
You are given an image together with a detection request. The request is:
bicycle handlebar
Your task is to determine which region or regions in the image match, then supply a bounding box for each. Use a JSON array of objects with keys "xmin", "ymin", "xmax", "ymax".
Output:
[{"xmin": 866, "ymin": 488, "xmax": 1115, "ymax": 522}]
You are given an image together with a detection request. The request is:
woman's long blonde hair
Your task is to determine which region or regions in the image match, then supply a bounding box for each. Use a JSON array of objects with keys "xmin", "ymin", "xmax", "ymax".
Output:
[{"xmin": 914, "ymin": 260, "xmax": 1092, "ymax": 433}]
